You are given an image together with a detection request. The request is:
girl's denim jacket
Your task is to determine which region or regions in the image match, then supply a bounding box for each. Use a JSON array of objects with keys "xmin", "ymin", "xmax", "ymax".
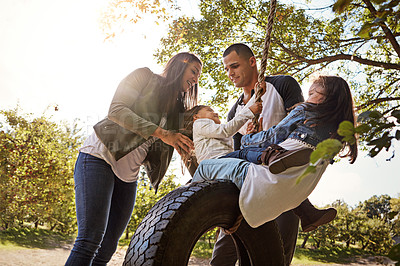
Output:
[{"xmin": 241, "ymin": 104, "xmax": 336, "ymax": 149}]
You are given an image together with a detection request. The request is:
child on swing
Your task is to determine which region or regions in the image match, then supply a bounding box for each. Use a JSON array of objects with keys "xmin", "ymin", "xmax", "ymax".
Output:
[{"xmin": 185, "ymin": 75, "xmax": 356, "ymax": 232}]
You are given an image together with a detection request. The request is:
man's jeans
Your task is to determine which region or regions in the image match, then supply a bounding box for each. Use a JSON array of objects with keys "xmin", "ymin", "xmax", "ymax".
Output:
[
  {"xmin": 65, "ymin": 153, "xmax": 137, "ymax": 266},
  {"xmin": 192, "ymin": 158, "xmax": 250, "ymax": 189}
]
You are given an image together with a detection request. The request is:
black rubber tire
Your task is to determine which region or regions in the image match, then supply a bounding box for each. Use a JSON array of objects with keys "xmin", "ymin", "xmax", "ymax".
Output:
[{"xmin": 123, "ymin": 180, "xmax": 285, "ymax": 266}]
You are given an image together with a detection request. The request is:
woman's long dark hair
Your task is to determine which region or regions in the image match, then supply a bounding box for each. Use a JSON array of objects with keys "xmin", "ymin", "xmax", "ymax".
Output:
[
  {"xmin": 159, "ymin": 52, "xmax": 202, "ymax": 115},
  {"xmin": 304, "ymin": 76, "xmax": 358, "ymax": 163}
]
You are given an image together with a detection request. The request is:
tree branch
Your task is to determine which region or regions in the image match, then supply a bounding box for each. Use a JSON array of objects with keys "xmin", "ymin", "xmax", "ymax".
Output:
[
  {"xmin": 311, "ymin": 54, "xmax": 400, "ymax": 70},
  {"xmin": 382, "ymin": 104, "xmax": 400, "ymax": 116},
  {"xmin": 275, "ymin": 41, "xmax": 400, "ymax": 70},
  {"xmin": 356, "ymin": 97, "xmax": 400, "ymax": 110},
  {"xmin": 362, "ymin": 0, "xmax": 400, "ymax": 58}
]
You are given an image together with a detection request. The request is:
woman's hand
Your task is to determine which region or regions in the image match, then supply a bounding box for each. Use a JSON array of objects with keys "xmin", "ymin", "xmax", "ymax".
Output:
[{"xmin": 152, "ymin": 127, "xmax": 194, "ymax": 156}]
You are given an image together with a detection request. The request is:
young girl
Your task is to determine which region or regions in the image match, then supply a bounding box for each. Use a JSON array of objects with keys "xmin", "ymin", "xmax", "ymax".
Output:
[
  {"xmin": 221, "ymin": 75, "xmax": 357, "ymax": 177},
  {"xmin": 190, "ymin": 75, "xmax": 357, "ymax": 231},
  {"xmin": 231, "ymin": 75, "xmax": 357, "ymax": 164},
  {"xmin": 185, "ymin": 102, "xmax": 262, "ymax": 163}
]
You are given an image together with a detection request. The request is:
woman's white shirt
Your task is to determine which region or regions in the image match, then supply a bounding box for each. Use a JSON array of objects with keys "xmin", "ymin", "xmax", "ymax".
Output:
[{"xmin": 80, "ymin": 117, "xmax": 166, "ymax": 183}]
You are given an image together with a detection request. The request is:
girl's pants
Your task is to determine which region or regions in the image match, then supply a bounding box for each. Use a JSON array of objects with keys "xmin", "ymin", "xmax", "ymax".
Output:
[
  {"xmin": 65, "ymin": 152, "xmax": 137, "ymax": 266},
  {"xmin": 220, "ymin": 147, "xmax": 266, "ymax": 164},
  {"xmin": 192, "ymin": 158, "xmax": 250, "ymax": 189}
]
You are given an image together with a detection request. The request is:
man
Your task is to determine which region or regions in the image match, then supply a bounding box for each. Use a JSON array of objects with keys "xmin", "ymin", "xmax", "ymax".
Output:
[
  {"xmin": 224, "ymin": 44, "xmax": 303, "ymax": 150},
  {"xmin": 209, "ymin": 43, "xmax": 333, "ymax": 265}
]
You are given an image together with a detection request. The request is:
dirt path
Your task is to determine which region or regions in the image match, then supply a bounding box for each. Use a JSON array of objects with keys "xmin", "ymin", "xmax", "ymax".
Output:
[
  {"xmin": 0, "ymin": 245, "xmax": 211, "ymax": 266},
  {"xmin": 0, "ymin": 245, "xmax": 395, "ymax": 266}
]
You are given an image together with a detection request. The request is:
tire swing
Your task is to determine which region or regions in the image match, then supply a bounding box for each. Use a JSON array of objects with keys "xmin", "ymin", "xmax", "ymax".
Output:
[{"xmin": 123, "ymin": 1, "xmax": 284, "ymax": 265}]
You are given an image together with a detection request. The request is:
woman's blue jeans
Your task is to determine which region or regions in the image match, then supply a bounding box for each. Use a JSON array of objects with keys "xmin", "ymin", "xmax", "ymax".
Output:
[{"xmin": 65, "ymin": 152, "xmax": 137, "ymax": 266}]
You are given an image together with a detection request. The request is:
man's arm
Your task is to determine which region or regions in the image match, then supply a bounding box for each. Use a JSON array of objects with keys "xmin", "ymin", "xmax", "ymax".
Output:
[{"xmin": 265, "ymin": 75, "xmax": 304, "ymax": 110}]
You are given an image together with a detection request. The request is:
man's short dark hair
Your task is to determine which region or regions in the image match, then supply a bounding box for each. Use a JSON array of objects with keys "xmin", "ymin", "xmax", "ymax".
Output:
[{"xmin": 223, "ymin": 43, "xmax": 255, "ymax": 59}]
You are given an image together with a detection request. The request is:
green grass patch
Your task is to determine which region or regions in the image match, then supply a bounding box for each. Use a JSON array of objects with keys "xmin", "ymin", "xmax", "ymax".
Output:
[
  {"xmin": 0, "ymin": 227, "xmax": 74, "ymax": 249},
  {"xmin": 292, "ymin": 245, "xmax": 377, "ymax": 265},
  {"xmin": 191, "ymin": 239, "xmax": 214, "ymax": 259},
  {"xmin": 1, "ymin": 227, "xmax": 384, "ymax": 266},
  {"xmin": 118, "ymin": 236, "xmax": 132, "ymax": 247}
]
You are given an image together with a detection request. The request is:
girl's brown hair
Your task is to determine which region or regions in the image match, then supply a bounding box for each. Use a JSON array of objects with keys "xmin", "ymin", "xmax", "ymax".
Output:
[
  {"xmin": 179, "ymin": 105, "xmax": 207, "ymax": 174},
  {"xmin": 182, "ymin": 105, "xmax": 208, "ymax": 137},
  {"xmin": 304, "ymin": 76, "xmax": 358, "ymax": 163}
]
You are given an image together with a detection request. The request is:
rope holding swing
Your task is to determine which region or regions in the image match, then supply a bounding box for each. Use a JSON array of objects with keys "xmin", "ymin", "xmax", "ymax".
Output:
[
  {"xmin": 224, "ymin": 0, "xmax": 277, "ymax": 235},
  {"xmin": 251, "ymin": 0, "xmax": 278, "ymax": 132}
]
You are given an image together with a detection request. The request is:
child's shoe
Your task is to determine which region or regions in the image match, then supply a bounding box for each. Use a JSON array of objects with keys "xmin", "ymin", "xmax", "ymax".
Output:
[
  {"xmin": 293, "ymin": 199, "xmax": 337, "ymax": 232},
  {"xmin": 261, "ymin": 144, "xmax": 313, "ymax": 174}
]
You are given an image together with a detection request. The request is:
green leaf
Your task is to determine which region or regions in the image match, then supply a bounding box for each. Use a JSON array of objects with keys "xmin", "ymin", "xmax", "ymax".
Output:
[
  {"xmin": 388, "ymin": 243, "xmax": 400, "ymax": 262},
  {"xmin": 355, "ymin": 123, "xmax": 371, "ymax": 134},
  {"xmin": 376, "ymin": 35, "xmax": 384, "ymax": 43},
  {"xmin": 357, "ymin": 111, "xmax": 373, "ymax": 122},
  {"xmin": 372, "ymin": 18, "xmax": 385, "ymax": 24},
  {"xmin": 369, "ymin": 110, "xmax": 383, "ymax": 119},
  {"xmin": 392, "ymin": 110, "xmax": 400, "ymax": 123},
  {"xmin": 357, "ymin": 110, "xmax": 383, "ymax": 123},
  {"xmin": 388, "ymin": 211, "xmax": 398, "ymax": 220},
  {"xmin": 338, "ymin": 121, "xmax": 355, "ymax": 137},
  {"xmin": 310, "ymin": 149, "xmax": 324, "ymax": 164},
  {"xmin": 369, "ymin": 146, "xmax": 382, "ymax": 157},
  {"xmin": 343, "ymin": 135, "xmax": 356, "ymax": 145},
  {"xmin": 310, "ymin": 139, "xmax": 342, "ymax": 165},
  {"xmin": 357, "ymin": 23, "xmax": 374, "ymax": 39},
  {"xmin": 297, "ymin": 165, "xmax": 317, "ymax": 184},
  {"xmin": 371, "ymin": 0, "xmax": 389, "ymax": 4},
  {"xmin": 367, "ymin": 133, "xmax": 391, "ymax": 147},
  {"xmin": 332, "ymin": 0, "xmax": 352, "ymax": 13}
]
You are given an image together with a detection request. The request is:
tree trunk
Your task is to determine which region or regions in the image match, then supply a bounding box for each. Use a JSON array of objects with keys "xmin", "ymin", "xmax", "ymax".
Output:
[
  {"xmin": 125, "ymin": 227, "xmax": 129, "ymax": 239},
  {"xmin": 50, "ymin": 223, "xmax": 56, "ymax": 231},
  {"xmin": 301, "ymin": 235, "xmax": 309, "ymax": 248},
  {"xmin": 362, "ymin": 242, "xmax": 368, "ymax": 250}
]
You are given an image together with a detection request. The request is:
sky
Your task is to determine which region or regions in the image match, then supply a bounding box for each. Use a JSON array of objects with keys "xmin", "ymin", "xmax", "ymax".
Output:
[{"xmin": 1, "ymin": 0, "xmax": 399, "ymax": 208}]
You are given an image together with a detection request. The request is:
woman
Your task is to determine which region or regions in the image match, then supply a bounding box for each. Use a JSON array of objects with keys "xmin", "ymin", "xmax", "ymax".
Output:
[{"xmin": 66, "ymin": 52, "xmax": 202, "ymax": 265}]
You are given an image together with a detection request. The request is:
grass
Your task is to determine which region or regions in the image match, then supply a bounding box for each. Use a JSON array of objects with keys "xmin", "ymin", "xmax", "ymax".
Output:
[
  {"xmin": 0, "ymin": 227, "xmax": 74, "ymax": 249},
  {"xmin": 0, "ymin": 227, "xmax": 384, "ymax": 265},
  {"xmin": 191, "ymin": 239, "xmax": 214, "ymax": 259},
  {"xmin": 189, "ymin": 232, "xmax": 380, "ymax": 264},
  {"xmin": 292, "ymin": 246, "xmax": 372, "ymax": 265}
]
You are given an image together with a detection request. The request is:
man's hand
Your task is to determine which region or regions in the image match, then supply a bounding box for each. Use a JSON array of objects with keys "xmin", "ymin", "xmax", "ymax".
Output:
[
  {"xmin": 255, "ymin": 81, "xmax": 266, "ymax": 94},
  {"xmin": 249, "ymin": 102, "xmax": 262, "ymax": 115},
  {"xmin": 245, "ymin": 117, "xmax": 263, "ymax": 134}
]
